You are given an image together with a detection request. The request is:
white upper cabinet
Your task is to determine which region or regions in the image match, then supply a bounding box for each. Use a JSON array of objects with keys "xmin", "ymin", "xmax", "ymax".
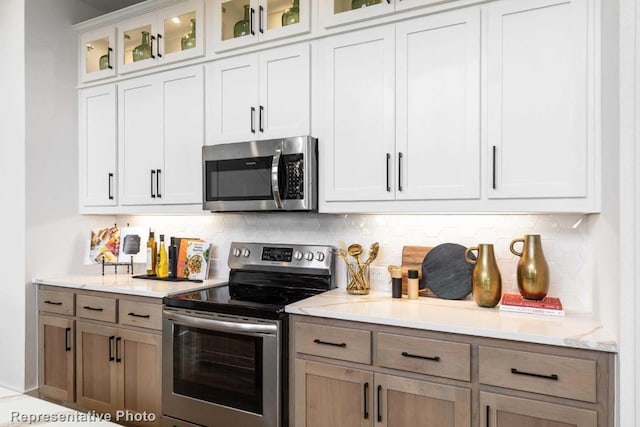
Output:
[
  {"xmin": 207, "ymin": 43, "xmax": 310, "ymax": 144},
  {"xmin": 118, "ymin": 66, "xmax": 204, "ymax": 206},
  {"xmin": 79, "ymin": 85, "xmax": 117, "ymax": 208},
  {"xmin": 80, "ymin": 26, "xmax": 116, "ymax": 83},
  {"xmin": 321, "ymin": 8, "xmax": 481, "ymax": 204},
  {"xmin": 395, "ymin": 8, "xmax": 480, "ymax": 200},
  {"xmin": 486, "ymin": 0, "xmax": 593, "ymax": 201},
  {"xmin": 209, "ymin": 0, "xmax": 311, "ymax": 52},
  {"xmin": 320, "ymin": 26, "xmax": 396, "ymax": 202},
  {"xmin": 320, "ymin": 0, "xmax": 455, "ymax": 29},
  {"xmin": 117, "ymin": 0, "xmax": 205, "ymax": 74}
]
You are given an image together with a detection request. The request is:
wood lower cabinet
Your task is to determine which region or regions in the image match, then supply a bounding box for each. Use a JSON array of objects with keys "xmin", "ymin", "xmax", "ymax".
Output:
[
  {"xmin": 480, "ymin": 392, "xmax": 597, "ymax": 427},
  {"xmin": 39, "ymin": 315, "xmax": 75, "ymax": 403},
  {"xmin": 290, "ymin": 315, "xmax": 613, "ymax": 427},
  {"xmin": 38, "ymin": 286, "xmax": 162, "ymax": 427}
]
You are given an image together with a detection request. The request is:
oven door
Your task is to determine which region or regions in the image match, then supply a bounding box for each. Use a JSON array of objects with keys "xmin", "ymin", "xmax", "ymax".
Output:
[{"xmin": 162, "ymin": 308, "xmax": 281, "ymax": 427}]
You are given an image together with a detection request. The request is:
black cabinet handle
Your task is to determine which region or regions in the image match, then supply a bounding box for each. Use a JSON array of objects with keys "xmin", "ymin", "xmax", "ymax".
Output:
[
  {"xmin": 44, "ymin": 300, "xmax": 62, "ymax": 306},
  {"xmin": 398, "ymin": 152, "xmax": 403, "ymax": 191},
  {"xmin": 486, "ymin": 405, "xmax": 490, "ymax": 426},
  {"xmin": 150, "ymin": 35, "xmax": 156, "ymax": 59},
  {"xmin": 313, "ymin": 338, "xmax": 346, "ymax": 348},
  {"xmin": 259, "ymin": 105, "xmax": 264, "ymax": 132},
  {"xmin": 259, "ymin": 5, "xmax": 264, "ymax": 33},
  {"xmin": 115, "ymin": 337, "xmax": 122, "ymax": 363},
  {"xmin": 386, "ymin": 153, "xmax": 391, "ymax": 192},
  {"xmin": 250, "ymin": 7, "xmax": 255, "ymax": 36},
  {"xmin": 150, "ymin": 170, "xmax": 156, "ymax": 198},
  {"xmin": 250, "ymin": 107, "xmax": 256, "ymax": 133},
  {"xmin": 401, "ymin": 351, "xmax": 440, "ymax": 362},
  {"xmin": 377, "ymin": 385, "xmax": 382, "ymax": 422},
  {"xmin": 128, "ymin": 312, "xmax": 151, "ymax": 319},
  {"xmin": 363, "ymin": 382, "xmax": 369, "ymax": 419},
  {"xmin": 156, "ymin": 169, "xmax": 162, "ymax": 198},
  {"xmin": 156, "ymin": 33, "xmax": 162, "ymax": 58},
  {"xmin": 107, "ymin": 47, "xmax": 113, "ymax": 69},
  {"xmin": 109, "ymin": 336, "xmax": 115, "ymax": 361},
  {"xmin": 82, "ymin": 305, "xmax": 104, "ymax": 312},
  {"xmin": 511, "ymin": 368, "xmax": 558, "ymax": 381},
  {"xmin": 64, "ymin": 327, "xmax": 71, "ymax": 352},
  {"xmin": 492, "ymin": 145, "xmax": 497, "ymax": 189},
  {"xmin": 108, "ymin": 173, "xmax": 114, "ymax": 200}
]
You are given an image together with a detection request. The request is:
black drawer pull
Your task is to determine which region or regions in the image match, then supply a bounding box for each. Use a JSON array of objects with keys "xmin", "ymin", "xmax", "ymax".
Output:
[
  {"xmin": 511, "ymin": 368, "xmax": 558, "ymax": 381},
  {"xmin": 313, "ymin": 338, "xmax": 346, "ymax": 348},
  {"xmin": 44, "ymin": 300, "xmax": 63, "ymax": 306},
  {"xmin": 83, "ymin": 305, "xmax": 104, "ymax": 312},
  {"xmin": 128, "ymin": 312, "xmax": 151, "ymax": 319},
  {"xmin": 401, "ymin": 351, "xmax": 440, "ymax": 362}
]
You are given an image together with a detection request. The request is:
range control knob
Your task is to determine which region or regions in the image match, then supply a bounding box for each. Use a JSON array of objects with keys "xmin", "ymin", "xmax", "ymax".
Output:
[
  {"xmin": 293, "ymin": 250, "xmax": 303, "ymax": 261},
  {"xmin": 233, "ymin": 248, "xmax": 241, "ymax": 257},
  {"xmin": 242, "ymin": 248, "xmax": 251, "ymax": 258},
  {"xmin": 305, "ymin": 252, "xmax": 314, "ymax": 261},
  {"xmin": 316, "ymin": 251, "xmax": 325, "ymax": 262}
]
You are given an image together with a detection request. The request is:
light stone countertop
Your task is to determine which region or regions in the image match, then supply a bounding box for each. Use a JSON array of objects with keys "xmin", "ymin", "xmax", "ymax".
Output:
[
  {"xmin": 285, "ymin": 289, "xmax": 618, "ymax": 353},
  {"xmin": 32, "ymin": 274, "xmax": 227, "ymax": 298},
  {"xmin": 0, "ymin": 386, "xmax": 121, "ymax": 425}
]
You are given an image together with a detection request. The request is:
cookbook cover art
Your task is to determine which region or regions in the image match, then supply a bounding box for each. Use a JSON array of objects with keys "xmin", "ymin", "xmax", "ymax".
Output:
[
  {"xmin": 85, "ymin": 226, "xmax": 119, "ymax": 264},
  {"xmin": 184, "ymin": 241, "xmax": 212, "ymax": 281},
  {"xmin": 118, "ymin": 226, "xmax": 147, "ymax": 264}
]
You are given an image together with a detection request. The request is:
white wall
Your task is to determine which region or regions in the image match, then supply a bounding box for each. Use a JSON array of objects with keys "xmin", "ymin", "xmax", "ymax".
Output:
[{"xmin": 0, "ymin": 0, "xmax": 26, "ymax": 392}]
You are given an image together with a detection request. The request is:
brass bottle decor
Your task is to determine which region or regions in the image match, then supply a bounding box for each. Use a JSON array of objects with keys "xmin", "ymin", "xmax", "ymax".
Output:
[
  {"xmin": 510, "ymin": 234, "xmax": 549, "ymax": 300},
  {"xmin": 465, "ymin": 244, "xmax": 502, "ymax": 308}
]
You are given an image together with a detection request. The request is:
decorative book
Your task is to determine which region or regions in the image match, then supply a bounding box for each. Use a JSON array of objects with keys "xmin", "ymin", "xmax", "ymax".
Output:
[{"xmin": 499, "ymin": 293, "xmax": 565, "ymax": 316}]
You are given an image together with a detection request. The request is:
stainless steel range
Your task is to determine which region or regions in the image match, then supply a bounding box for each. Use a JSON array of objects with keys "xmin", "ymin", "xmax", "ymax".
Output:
[{"xmin": 162, "ymin": 242, "xmax": 335, "ymax": 427}]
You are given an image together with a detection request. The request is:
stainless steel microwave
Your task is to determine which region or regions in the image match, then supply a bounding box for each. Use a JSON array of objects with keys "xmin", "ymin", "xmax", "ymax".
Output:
[{"xmin": 202, "ymin": 136, "xmax": 317, "ymax": 212}]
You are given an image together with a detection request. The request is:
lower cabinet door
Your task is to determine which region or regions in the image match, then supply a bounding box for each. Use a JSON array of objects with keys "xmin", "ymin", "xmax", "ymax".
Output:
[
  {"xmin": 375, "ymin": 373, "xmax": 471, "ymax": 427},
  {"xmin": 294, "ymin": 359, "xmax": 373, "ymax": 427},
  {"xmin": 480, "ymin": 392, "xmax": 597, "ymax": 427},
  {"xmin": 76, "ymin": 321, "xmax": 118, "ymax": 413},
  {"xmin": 117, "ymin": 328, "xmax": 162, "ymax": 427},
  {"xmin": 39, "ymin": 315, "xmax": 75, "ymax": 402}
]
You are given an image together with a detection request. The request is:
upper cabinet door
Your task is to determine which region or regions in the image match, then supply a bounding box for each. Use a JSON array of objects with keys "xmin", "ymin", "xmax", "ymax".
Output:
[
  {"xmin": 487, "ymin": 0, "xmax": 591, "ymax": 199},
  {"xmin": 210, "ymin": 0, "xmax": 311, "ymax": 53},
  {"xmin": 320, "ymin": 25, "xmax": 396, "ymax": 202},
  {"xmin": 207, "ymin": 55, "xmax": 259, "ymax": 144},
  {"xmin": 320, "ymin": 0, "xmax": 394, "ymax": 29},
  {"xmin": 79, "ymin": 85, "xmax": 117, "ymax": 207},
  {"xmin": 395, "ymin": 9, "xmax": 480, "ymax": 200},
  {"xmin": 258, "ymin": 43, "xmax": 310, "ymax": 139},
  {"xmin": 118, "ymin": 0, "xmax": 204, "ymax": 74},
  {"xmin": 80, "ymin": 26, "xmax": 116, "ymax": 83}
]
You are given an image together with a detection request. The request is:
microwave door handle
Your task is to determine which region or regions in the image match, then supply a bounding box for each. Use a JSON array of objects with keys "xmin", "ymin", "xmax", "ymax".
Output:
[{"xmin": 271, "ymin": 146, "xmax": 283, "ymax": 209}]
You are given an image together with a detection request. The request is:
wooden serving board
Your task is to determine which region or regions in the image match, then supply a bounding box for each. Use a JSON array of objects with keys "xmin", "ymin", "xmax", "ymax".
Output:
[{"xmin": 400, "ymin": 245, "xmax": 436, "ymax": 297}]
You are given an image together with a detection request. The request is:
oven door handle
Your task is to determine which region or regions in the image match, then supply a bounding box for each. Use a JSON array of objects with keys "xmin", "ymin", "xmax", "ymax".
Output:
[
  {"xmin": 271, "ymin": 146, "xmax": 284, "ymax": 209},
  {"xmin": 164, "ymin": 311, "xmax": 278, "ymax": 336}
]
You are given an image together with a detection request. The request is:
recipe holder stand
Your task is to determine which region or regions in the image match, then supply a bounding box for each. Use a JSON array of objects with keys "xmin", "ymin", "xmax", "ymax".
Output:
[{"xmin": 101, "ymin": 256, "xmax": 134, "ymax": 276}]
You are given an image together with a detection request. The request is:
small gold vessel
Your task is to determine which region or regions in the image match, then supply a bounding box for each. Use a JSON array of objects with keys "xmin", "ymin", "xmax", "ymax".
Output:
[
  {"xmin": 510, "ymin": 234, "xmax": 549, "ymax": 300},
  {"xmin": 465, "ymin": 244, "xmax": 502, "ymax": 308}
]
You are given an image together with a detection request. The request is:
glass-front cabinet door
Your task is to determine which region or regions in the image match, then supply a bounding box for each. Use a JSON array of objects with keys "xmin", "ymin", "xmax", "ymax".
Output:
[
  {"xmin": 210, "ymin": 0, "xmax": 310, "ymax": 52},
  {"xmin": 118, "ymin": 0, "xmax": 204, "ymax": 74},
  {"xmin": 320, "ymin": 0, "xmax": 394, "ymax": 29},
  {"xmin": 80, "ymin": 26, "xmax": 116, "ymax": 83}
]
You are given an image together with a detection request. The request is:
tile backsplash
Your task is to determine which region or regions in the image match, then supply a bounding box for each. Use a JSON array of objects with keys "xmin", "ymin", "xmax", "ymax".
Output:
[{"xmin": 119, "ymin": 213, "xmax": 591, "ymax": 313}]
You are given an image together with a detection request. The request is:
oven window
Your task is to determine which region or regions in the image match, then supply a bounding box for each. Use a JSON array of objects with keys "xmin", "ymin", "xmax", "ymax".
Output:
[
  {"xmin": 173, "ymin": 325, "xmax": 263, "ymax": 415},
  {"xmin": 206, "ymin": 157, "xmax": 273, "ymax": 201}
]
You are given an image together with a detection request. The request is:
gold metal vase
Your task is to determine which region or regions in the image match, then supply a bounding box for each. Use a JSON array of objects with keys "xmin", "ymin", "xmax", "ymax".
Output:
[
  {"xmin": 465, "ymin": 244, "xmax": 502, "ymax": 308},
  {"xmin": 510, "ymin": 234, "xmax": 549, "ymax": 300}
]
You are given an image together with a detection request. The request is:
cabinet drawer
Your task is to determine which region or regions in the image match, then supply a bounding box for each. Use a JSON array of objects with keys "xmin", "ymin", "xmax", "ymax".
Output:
[
  {"xmin": 377, "ymin": 332, "xmax": 470, "ymax": 381},
  {"xmin": 295, "ymin": 322, "xmax": 372, "ymax": 364},
  {"xmin": 119, "ymin": 299, "xmax": 162, "ymax": 330},
  {"xmin": 76, "ymin": 294, "xmax": 117, "ymax": 323},
  {"xmin": 479, "ymin": 346, "xmax": 597, "ymax": 402},
  {"xmin": 39, "ymin": 290, "xmax": 74, "ymax": 315}
]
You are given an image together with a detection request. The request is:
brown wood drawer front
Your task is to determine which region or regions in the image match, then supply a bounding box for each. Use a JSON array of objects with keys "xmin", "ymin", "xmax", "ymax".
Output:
[
  {"xmin": 377, "ymin": 332, "xmax": 471, "ymax": 381},
  {"xmin": 39, "ymin": 290, "xmax": 74, "ymax": 315},
  {"xmin": 118, "ymin": 299, "xmax": 162, "ymax": 330},
  {"xmin": 76, "ymin": 294, "xmax": 117, "ymax": 323},
  {"xmin": 479, "ymin": 346, "xmax": 597, "ymax": 402},
  {"xmin": 295, "ymin": 322, "xmax": 372, "ymax": 364}
]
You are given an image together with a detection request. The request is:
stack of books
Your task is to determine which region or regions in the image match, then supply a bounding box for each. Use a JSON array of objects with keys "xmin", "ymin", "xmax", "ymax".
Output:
[{"xmin": 499, "ymin": 293, "xmax": 565, "ymax": 316}]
